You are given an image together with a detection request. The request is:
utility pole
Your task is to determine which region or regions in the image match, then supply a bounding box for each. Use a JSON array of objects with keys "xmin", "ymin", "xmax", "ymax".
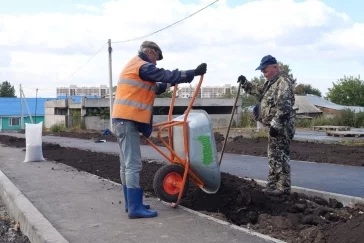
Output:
[
  {"xmin": 35, "ymin": 88, "xmax": 38, "ymax": 123},
  {"xmin": 21, "ymin": 89, "xmax": 33, "ymax": 124},
  {"xmin": 108, "ymin": 39, "xmax": 113, "ymax": 130},
  {"xmin": 20, "ymin": 84, "xmax": 24, "ymax": 129}
]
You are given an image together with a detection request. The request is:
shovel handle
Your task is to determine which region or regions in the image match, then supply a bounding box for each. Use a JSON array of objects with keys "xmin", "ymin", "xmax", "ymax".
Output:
[{"xmin": 218, "ymin": 81, "xmax": 242, "ymax": 166}]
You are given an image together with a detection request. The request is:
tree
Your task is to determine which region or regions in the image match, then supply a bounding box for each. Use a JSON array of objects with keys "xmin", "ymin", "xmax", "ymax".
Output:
[
  {"xmin": 0, "ymin": 81, "xmax": 16, "ymax": 97},
  {"xmin": 249, "ymin": 62, "xmax": 295, "ymax": 87},
  {"xmin": 326, "ymin": 75, "xmax": 364, "ymax": 106},
  {"xmin": 250, "ymin": 75, "xmax": 266, "ymax": 86},
  {"xmin": 220, "ymin": 85, "xmax": 239, "ymax": 98},
  {"xmin": 278, "ymin": 62, "xmax": 292, "ymax": 75},
  {"xmin": 240, "ymin": 62, "xmax": 296, "ymax": 108},
  {"xmin": 295, "ymin": 84, "xmax": 322, "ymax": 97},
  {"xmin": 156, "ymin": 89, "xmax": 173, "ymax": 98},
  {"xmin": 241, "ymin": 93, "xmax": 259, "ymax": 107}
]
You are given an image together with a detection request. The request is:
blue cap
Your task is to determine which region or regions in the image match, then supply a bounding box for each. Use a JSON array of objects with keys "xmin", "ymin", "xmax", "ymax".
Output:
[{"xmin": 255, "ymin": 55, "xmax": 277, "ymax": 70}]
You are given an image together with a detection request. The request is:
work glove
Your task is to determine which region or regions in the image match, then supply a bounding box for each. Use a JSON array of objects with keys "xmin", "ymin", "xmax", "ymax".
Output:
[
  {"xmin": 269, "ymin": 126, "xmax": 279, "ymax": 137},
  {"xmin": 194, "ymin": 63, "xmax": 207, "ymax": 76},
  {"xmin": 237, "ymin": 75, "xmax": 247, "ymax": 85}
]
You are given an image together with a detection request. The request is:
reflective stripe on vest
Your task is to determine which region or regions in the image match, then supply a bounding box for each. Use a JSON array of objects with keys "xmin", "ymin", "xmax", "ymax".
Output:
[
  {"xmin": 118, "ymin": 78, "xmax": 157, "ymax": 92},
  {"xmin": 114, "ymin": 98, "xmax": 153, "ymax": 111},
  {"xmin": 112, "ymin": 56, "xmax": 156, "ymax": 123}
]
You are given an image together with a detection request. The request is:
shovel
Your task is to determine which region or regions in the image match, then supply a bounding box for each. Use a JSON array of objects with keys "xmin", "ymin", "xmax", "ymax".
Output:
[{"xmin": 218, "ymin": 81, "xmax": 242, "ymax": 166}]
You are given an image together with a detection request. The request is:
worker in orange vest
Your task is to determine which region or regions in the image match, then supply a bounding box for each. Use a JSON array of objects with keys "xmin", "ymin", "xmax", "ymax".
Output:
[{"xmin": 112, "ymin": 40, "xmax": 207, "ymax": 219}]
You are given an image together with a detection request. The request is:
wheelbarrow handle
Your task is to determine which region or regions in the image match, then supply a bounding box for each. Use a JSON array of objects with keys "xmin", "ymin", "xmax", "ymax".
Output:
[{"xmin": 218, "ymin": 81, "xmax": 242, "ymax": 166}]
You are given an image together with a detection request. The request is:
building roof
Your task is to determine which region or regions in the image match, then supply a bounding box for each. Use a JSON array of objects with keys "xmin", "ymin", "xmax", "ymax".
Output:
[
  {"xmin": 0, "ymin": 98, "xmax": 57, "ymax": 116},
  {"xmin": 294, "ymin": 96, "xmax": 323, "ymax": 114},
  {"xmin": 305, "ymin": 94, "xmax": 364, "ymax": 113}
]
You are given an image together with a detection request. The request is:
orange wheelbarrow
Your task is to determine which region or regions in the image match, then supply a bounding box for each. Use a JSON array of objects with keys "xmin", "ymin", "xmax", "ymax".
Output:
[{"xmin": 145, "ymin": 75, "xmax": 222, "ymax": 208}]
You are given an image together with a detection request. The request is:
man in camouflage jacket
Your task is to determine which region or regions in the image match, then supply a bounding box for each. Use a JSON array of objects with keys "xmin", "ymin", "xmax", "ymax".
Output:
[{"xmin": 237, "ymin": 55, "xmax": 296, "ymax": 196}]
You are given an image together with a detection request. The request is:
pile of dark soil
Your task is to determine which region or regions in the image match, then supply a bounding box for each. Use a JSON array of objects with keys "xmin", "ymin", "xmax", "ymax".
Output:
[
  {"xmin": 41, "ymin": 131, "xmax": 364, "ymax": 166},
  {"xmin": 1, "ymin": 134, "xmax": 363, "ymax": 243},
  {"xmin": 43, "ymin": 131, "xmax": 117, "ymax": 142}
]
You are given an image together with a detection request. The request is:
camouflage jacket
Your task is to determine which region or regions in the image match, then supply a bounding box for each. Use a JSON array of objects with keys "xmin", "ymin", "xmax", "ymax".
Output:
[{"xmin": 242, "ymin": 71, "xmax": 296, "ymax": 129}]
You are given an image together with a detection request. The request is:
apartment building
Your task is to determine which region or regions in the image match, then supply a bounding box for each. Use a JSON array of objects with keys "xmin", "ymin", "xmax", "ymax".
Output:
[
  {"xmin": 177, "ymin": 84, "xmax": 238, "ymax": 98},
  {"xmin": 56, "ymin": 85, "xmax": 109, "ymax": 98}
]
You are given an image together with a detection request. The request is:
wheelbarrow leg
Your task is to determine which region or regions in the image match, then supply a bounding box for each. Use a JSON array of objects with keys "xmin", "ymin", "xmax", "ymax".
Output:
[{"xmin": 170, "ymin": 158, "xmax": 190, "ymax": 208}]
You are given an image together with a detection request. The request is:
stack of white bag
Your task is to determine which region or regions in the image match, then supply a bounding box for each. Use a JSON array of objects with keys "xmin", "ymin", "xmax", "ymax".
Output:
[{"xmin": 24, "ymin": 122, "xmax": 45, "ymax": 162}]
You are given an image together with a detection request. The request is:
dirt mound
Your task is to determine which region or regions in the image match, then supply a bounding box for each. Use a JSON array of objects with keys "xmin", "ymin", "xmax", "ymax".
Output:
[
  {"xmin": 324, "ymin": 213, "xmax": 364, "ymax": 243},
  {"xmin": 214, "ymin": 132, "xmax": 225, "ymax": 143},
  {"xmin": 39, "ymin": 130, "xmax": 364, "ymax": 167},
  {"xmin": 1, "ymin": 134, "xmax": 363, "ymax": 243},
  {"xmin": 221, "ymin": 136, "xmax": 364, "ymax": 166},
  {"xmin": 0, "ymin": 136, "xmax": 25, "ymax": 148},
  {"xmin": 43, "ymin": 131, "xmax": 117, "ymax": 142}
]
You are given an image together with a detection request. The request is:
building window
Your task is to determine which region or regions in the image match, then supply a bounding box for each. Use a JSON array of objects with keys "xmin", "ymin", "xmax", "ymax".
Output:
[
  {"xmin": 55, "ymin": 108, "xmax": 68, "ymax": 115},
  {"xmin": 9, "ymin": 117, "xmax": 20, "ymax": 126}
]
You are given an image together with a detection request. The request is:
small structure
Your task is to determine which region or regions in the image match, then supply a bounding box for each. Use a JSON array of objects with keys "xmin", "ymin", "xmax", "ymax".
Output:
[
  {"xmin": 0, "ymin": 98, "xmax": 56, "ymax": 131},
  {"xmin": 44, "ymin": 97, "xmax": 243, "ymax": 130},
  {"xmin": 305, "ymin": 95, "xmax": 364, "ymax": 114},
  {"xmin": 294, "ymin": 95, "xmax": 323, "ymax": 118}
]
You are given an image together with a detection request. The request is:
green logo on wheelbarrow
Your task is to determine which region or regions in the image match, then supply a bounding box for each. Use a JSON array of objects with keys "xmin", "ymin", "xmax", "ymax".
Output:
[{"xmin": 196, "ymin": 135, "xmax": 213, "ymax": 165}]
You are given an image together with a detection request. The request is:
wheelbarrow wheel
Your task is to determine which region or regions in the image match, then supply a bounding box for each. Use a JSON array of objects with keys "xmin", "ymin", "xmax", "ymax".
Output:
[{"xmin": 153, "ymin": 164, "xmax": 190, "ymax": 203}]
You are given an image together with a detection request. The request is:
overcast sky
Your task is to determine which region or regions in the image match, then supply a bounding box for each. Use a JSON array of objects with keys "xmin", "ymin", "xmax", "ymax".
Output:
[{"xmin": 1, "ymin": 0, "xmax": 363, "ymax": 98}]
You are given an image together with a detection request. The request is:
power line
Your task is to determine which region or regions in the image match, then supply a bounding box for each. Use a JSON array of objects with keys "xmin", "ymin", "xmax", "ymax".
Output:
[
  {"xmin": 112, "ymin": 0, "xmax": 220, "ymax": 44},
  {"xmin": 58, "ymin": 41, "xmax": 108, "ymax": 82}
]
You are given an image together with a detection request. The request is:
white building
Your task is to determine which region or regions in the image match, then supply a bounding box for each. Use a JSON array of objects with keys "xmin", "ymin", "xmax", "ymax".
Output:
[
  {"xmin": 177, "ymin": 84, "xmax": 238, "ymax": 98},
  {"xmin": 56, "ymin": 85, "xmax": 109, "ymax": 97}
]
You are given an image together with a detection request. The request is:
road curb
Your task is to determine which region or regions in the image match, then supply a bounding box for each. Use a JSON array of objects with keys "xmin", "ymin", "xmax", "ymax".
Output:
[
  {"xmin": 0, "ymin": 170, "xmax": 69, "ymax": 243},
  {"xmin": 247, "ymin": 178, "xmax": 364, "ymax": 207}
]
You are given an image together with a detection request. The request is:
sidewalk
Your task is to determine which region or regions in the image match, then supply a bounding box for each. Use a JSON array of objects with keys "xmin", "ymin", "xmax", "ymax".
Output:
[{"xmin": 0, "ymin": 145, "xmax": 278, "ymax": 243}]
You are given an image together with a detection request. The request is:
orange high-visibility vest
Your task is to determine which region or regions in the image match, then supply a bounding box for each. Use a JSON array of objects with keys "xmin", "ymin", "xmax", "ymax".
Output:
[{"xmin": 112, "ymin": 56, "xmax": 157, "ymax": 123}]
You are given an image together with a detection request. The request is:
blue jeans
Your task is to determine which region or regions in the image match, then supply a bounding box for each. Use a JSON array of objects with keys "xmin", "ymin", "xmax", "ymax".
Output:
[{"xmin": 113, "ymin": 120, "xmax": 142, "ymax": 188}]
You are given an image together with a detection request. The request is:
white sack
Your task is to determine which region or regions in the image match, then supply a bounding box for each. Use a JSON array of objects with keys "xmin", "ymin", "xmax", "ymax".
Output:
[{"xmin": 24, "ymin": 122, "xmax": 45, "ymax": 162}]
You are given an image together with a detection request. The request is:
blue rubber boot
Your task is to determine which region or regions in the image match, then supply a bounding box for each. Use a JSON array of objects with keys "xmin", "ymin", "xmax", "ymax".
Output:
[
  {"xmin": 127, "ymin": 187, "xmax": 157, "ymax": 219},
  {"xmin": 123, "ymin": 185, "xmax": 150, "ymax": 213}
]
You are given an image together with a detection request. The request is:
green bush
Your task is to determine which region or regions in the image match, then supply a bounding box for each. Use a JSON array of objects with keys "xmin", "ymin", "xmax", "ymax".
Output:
[
  {"xmin": 355, "ymin": 111, "xmax": 364, "ymax": 128},
  {"xmin": 336, "ymin": 109, "xmax": 355, "ymax": 127},
  {"xmin": 307, "ymin": 110, "xmax": 364, "ymax": 128},
  {"xmin": 312, "ymin": 116, "xmax": 338, "ymax": 126},
  {"xmin": 295, "ymin": 119, "xmax": 313, "ymax": 128},
  {"xmin": 50, "ymin": 123, "xmax": 66, "ymax": 133},
  {"xmin": 240, "ymin": 108, "xmax": 255, "ymax": 128}
]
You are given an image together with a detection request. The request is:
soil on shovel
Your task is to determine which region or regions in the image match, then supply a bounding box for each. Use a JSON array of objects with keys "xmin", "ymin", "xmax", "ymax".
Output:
[
  {"xmin": 1, "ymin": 134, "xmax": 364, "ymax": 243},
  {"xmin": 41, "ymin": 131, "xmax": 364, "ymax": 167}
]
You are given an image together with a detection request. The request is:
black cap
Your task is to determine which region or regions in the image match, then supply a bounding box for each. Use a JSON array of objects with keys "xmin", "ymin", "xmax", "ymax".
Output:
[
  {"xmin": 140, "ymin": 41, "xmax": 163, "ymax": 60},
  {"xmin": 255, "ymin": 55, "xmax": 277, "ymax": 70}
]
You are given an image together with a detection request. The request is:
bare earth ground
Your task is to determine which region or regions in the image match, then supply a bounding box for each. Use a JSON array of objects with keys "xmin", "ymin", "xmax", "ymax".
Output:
[
  {"xmin": 42, "ymin": 130, "xmax": 364, "ymax": 167},
  {"xmin": 0, "ymin": 197, "xmax": 30, "ymax": 243},
  {"xmin": 1, "ymin": 134, "xmax": 364, "ymax": 243}
]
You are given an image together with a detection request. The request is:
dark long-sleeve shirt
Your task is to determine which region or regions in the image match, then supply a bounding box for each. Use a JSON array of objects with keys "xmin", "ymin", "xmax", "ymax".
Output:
[{"xmin": 112, "ymin": 52, "xmax": 196, "ymax": 137}]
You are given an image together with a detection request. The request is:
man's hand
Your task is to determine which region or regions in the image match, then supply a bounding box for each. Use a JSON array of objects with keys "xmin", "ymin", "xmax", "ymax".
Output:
[
  {"xmin": 194, "ymin": 63, "xmax": 207, "ymax": 76},
  {"xmin": 237, "ymin": 75, "xmax": 247, "ymax": 85},
  {"xmin": 269, "ymin": 126, "xmax": 279, "ymax": 137}
]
